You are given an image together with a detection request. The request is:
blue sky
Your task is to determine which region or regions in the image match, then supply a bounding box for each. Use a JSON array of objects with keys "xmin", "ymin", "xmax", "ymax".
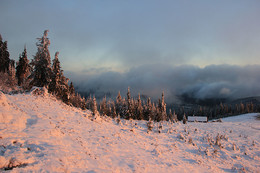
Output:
[{"xmin": 1, "ymin": 0, "xmax": 260, "ymax": 100}]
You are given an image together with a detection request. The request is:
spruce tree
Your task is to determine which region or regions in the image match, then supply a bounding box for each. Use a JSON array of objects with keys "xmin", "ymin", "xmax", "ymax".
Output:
[
  {"xmin": 161, "ymin": 92, "xmax": 167, "ymax": 121},
  {"xmin": 81, "ymin": 97, "xmax": 86, "ymax": 110},
  {"xmin": 86, "ymin": 95, "xmax": 93, "ymax": 110},
  {"xmin": 112, "ymin": 104, "xmax": 117, "ymax": 118},
  {"xmin": 168, "ymin": 109, "xmax": 173, "ymax": 122},
  {"xmin": 173, "ymin": 110, "xmax": 178, "ymax": 122},
  {"xmin": 136, "ymin": 93, "xmax": 143, "ymax": 120},
  {"xmin": 8, "ymin": 60, "xmax": 16, "ymax": 86},
  {"xmin": 151, "ymin": 103, "xmax": 156, "ymax": 121},
  {"xmin": 69, "ymin": 82, "xmax": 75, "ymax": 96},
  {"xmin": 144, "ymin": 97, "xmax": 152, "ymax": 120},
  {"xmin": 16, "ymin": 47, "xmax": 30, "ymax": 86},
  {"xmin": 60, "ymin": 73, "xmax": 70, "ymax": 103},
  {"xmin": 100, "ymin": 96, "xmax": 108, "ymax": 116},
  {"xmin": 30, "ymin": 30, "xmax": 52, "ymax": 87},
  {"xmin": 0, "ymin": 34, "xmax": 10, "ymax": 73},
  {"xmin": 49, "ymin": 52, "xmax": 70, "ymax": 103},
  {"xmin": 92, "ymin": 96, "xmax": 98, "ymax": 115},
  {"xmin": 147, "ymin": 117, "xmax": 154, "ymax": 133},
  {"xmin": 154, "ymin": 92, "xmax": 167, "ymax": 122},
  {"xmin": 116, "ymin": 91, "xmax": 123, "ymax": 116},
  {"xmin": 49, "ymin": 52, "xmax": 61, "ymax": 94},
  {"xmin": 126, "ymin": 87, "xmax": 132, "ymax": 119}
]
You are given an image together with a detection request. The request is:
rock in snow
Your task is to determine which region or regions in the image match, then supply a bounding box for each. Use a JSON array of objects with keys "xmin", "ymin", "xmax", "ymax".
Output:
[{"xmin": 0, "ymin": 92, "xmax": 259, "ymax": 172}]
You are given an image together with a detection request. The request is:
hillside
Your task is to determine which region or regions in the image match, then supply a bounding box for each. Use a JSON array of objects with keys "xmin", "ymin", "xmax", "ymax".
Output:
[{"xmin": 0, "ymin": 89, "xmax": 260, "ymax": 172}]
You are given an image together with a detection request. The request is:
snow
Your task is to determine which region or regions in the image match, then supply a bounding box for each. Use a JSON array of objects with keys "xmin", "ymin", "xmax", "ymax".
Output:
[
  {"xmin": 188, "ymin": 116, "xmax": 208, "ymax": 122},
  {"xmin": 0, "ymin": 91, "xmax": 260, "ymax": 172}
]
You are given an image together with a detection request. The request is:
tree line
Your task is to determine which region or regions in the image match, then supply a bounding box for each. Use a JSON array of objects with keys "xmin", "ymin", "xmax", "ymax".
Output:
[{"xmin": 1, "ymin": 30, "xmax": 259, "ymax": 123}]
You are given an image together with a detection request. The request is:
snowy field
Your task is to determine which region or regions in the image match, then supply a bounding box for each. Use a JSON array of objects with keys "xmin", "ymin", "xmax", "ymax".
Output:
[{"xmin": 0, "ymin": 90, "xmax": 260, "ymax": 172}]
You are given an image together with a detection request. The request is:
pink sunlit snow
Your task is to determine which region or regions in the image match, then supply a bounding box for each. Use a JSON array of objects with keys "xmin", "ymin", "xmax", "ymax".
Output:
[{"xmin": 0, "ymin": 90, "xmax": 259, "ymax": 172}]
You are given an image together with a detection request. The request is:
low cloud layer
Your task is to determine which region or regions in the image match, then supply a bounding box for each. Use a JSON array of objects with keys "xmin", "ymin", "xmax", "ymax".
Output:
[{"xmin": 66, "ymin": 64, "xmax": 260, "ymax": 103}]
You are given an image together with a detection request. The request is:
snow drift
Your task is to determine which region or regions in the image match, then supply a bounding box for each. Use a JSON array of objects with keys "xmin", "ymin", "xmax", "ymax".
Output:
[{"xmin": 0, "ymin": 90, "xmax": 259, "ymax": 172}]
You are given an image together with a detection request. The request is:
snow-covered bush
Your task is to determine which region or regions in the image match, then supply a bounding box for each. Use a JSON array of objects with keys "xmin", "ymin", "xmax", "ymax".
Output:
[
  {"xmin": 147, "ymin": 118, "xmax": 154, "ymax": 132},
  {"xmin": 30, "ymin": 87, "xmax": 48, "ymax": 96}
]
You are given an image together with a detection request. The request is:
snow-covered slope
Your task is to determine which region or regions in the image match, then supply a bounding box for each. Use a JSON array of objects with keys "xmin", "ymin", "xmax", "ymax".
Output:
[{"xmin": 0, "ymin": 90, "xmax": 259, "ymax": 172}]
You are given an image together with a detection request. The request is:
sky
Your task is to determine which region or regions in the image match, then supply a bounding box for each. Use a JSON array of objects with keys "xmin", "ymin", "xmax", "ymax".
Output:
[{"xmin": 1, "ymin": 0, "xmax": 260, "ymax": 102}]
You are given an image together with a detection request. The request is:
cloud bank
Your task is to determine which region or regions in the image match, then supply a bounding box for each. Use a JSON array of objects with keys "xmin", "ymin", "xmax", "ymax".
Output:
[{"xmin": 66, "ymin": 64, "xmax": 260, "ymax": 103}]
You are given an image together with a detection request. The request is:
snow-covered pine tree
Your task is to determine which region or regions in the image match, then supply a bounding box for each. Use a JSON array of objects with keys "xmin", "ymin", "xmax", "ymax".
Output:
[
  {"xmin": 107, "ymin": 100, "xmax": 115, "ymax": 117},
  {"xmin": 155, "ymin": 100, "xmax": 161, "ymax": 122},
  {"xmin": 92, "ymin": 96, "xmax": 98, "ymax": 115},
  {"xmin": 86, "ymin": 95, "xmax": 93, "ymax": 110},
  {"xmin": 81, "ymin": 97, "xmax": 86, "ymax": 110},
  {"xmin": 147, "ymin": 117, "xmax": 154, "ymax": 133},
  {"xmin": 0, "ymin": 34, "xmax": 11, "ymax": 73},
  {"xmin": 49, "ymin": 52, "xmax": 61, "ymax": 94},
  {"xmin": 116, "ymin": 91, "xmax": 123, "ymax": 116},
  {"xmin": 8, "ymin": 60, "xmax": 16, "ymax": 86},
  {"xmin": 59, "ymin": 74, "xmax": 69, "ymax": 103},
  {"xmin": 100, "ymin": 96, "xmax": 108, "ymax": 116},
  {"xmin": 173, "ymin": 110, "xmax": 178, "ymax": 122},
  {"xmin": 0, "ymin": 34, "xmax": 17, "ymax": 89},
  {"xmin": 126, "ymin": 87, "xmax": 132, "ymax": 119},
  {"xmin": 136, "ymin": 93, "xmax": 143, "ymax": 120},
  {"xmin": 143, "ymin": 97, "xmax": 152, "ymax": 120},
  {"xmin": 30, "ymin": 30, "xmax": 52, "ymax": 88},
  {"xmin": 48, "ymin": 51, "xmax": 70, "ymax": 103},
  {"xmin": 69, "ymin": 82, "xmax": 75, "ymax": 96},
  {"xmin": 112, "ymin": 104, "xmax": 117, "ymax": 118},
  {"xmin": 161, "ymin": 92, "xmax": 167, "ymax": 121},
  {"xmin": 151, "ymin": 103, "xmax": 156, "ymax": 121},
  {"xmin": 16, "ymin": 46, "xmax": 30, "ymax": 86},
  {"xmin": 155, "ymin": 98, "xmax": 164, "ymax": 122},
  {"xmin": 168, "ymin": 109, "xmax": 173, "ymax": 122},
  {"xmin": 122, "ymin": 98, "xmax": 128, "ymax": 118}
]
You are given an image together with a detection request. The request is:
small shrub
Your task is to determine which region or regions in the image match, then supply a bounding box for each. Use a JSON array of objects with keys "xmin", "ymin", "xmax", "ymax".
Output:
[
  {"xmin": 188, "ymin": 137, "xmax": 193, "ymax": 144},
  {"xmin": 147, "ymin": 118, "xmax": 154, "ymax": 133}
]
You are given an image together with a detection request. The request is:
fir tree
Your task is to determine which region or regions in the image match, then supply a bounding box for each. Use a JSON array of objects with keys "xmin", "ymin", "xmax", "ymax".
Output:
[
  {"xmin": 173, "ymin": 110, "xmax": 178, "ymax": 122},
  {"xmin": 161, "ymin": 92, "xmax": 167, "ymax": 121},
  {"xmin": 69, "ymin": 82, "xmax": 75, "ymax": 96},
  {"xmin": 112, "ymin": 104, "xmax": 117, "ymax": 118},
  {"xmin": 147, "ymin": 117, "xmax": 154, "ymax": 133},
  {"xmin": 100, "ymin": 96, "xmax": 108, "ymax": 116},
  {"xmin": 144, "ymin": 97, "xmax": 152, "ymax": 120},
  {"xmin": 81, "ymin": 97, "xmax": 86, "ymax": 110},
  {"xmin": 116, "ymin": 91, "xmax": 123, "ymax": 116},
  {"xmin": 136, "ymin": 93, "xmax": 143, "ymax": 120},
  {"xmin": 49, "ymin": 52, "xmax": 61, "ymax": 94},
  {"xmin": 86, "ymin": 95, "xmax": 93, "ymax": 110},
  {"xmin": 0, "ymin": 34, "xmax": 11, "ymax": 73},
  {"xmin": 156, "ymin": 93, "xmax": 167, "ymax": 122},
  {"xmin": 49, "ymin": 51, "xmax": 70, "ymax": 103},
  {"xmin": 92, "ymin": 96, "xmax": 98, "ymax": 115},
  {"xmin": 126, "ymin": 87, "xmax": 132, "ymax": 119},
  {"xmin": 8, "ymin": 60, "xmax": 16, "ymax": 86},
  {"xmin": 16, "ymin": 46, "xmax": 30, "ymax": 86},
  {"xmin": 30, "ymin": 30, "xmax": 52, "ymax": 87},
  {"xmin": 151, "ymin": 103, "xmax": 157, "ymax": 121},
  {"xmin": 168, "ymin": 109, "xmax": 173, "ymax": 122}
]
